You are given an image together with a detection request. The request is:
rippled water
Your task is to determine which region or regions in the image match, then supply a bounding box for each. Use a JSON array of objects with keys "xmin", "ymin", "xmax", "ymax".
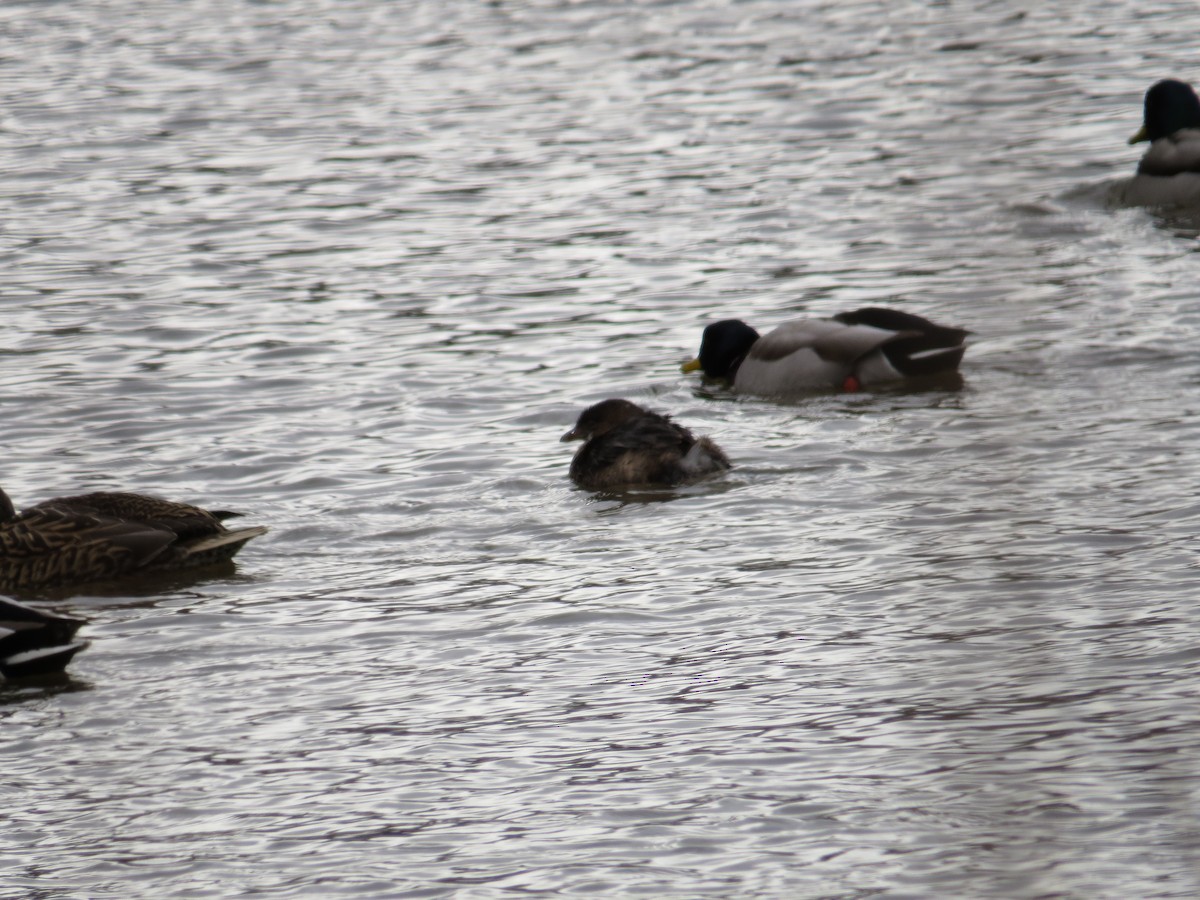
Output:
[{"xmin": 3, "ymin": 0, "xmax": 1200, "ymax": 896}]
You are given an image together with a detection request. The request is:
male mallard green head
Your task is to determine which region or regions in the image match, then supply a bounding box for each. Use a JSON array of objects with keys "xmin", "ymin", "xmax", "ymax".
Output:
[
  {"xmin": 1130, "ymin": 79, "xmax": 1200, "ymax": 144},
  {"xmin": 681, "ymin": 319, "xmax": 761, "ymax": 379}
]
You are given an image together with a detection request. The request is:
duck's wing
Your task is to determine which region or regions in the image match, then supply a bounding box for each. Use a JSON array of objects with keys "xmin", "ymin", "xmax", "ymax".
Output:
[
  {"xmin": 733, "ymin": 318, "xmax": 896, "ymax": 392},
  {"xmin": 31, "ymin": 492, "xmax": 229, "ymax": 540},
  {"xmin": 834, "ymin": 307, "xmax": 968, "ymax": 379},
  {"xmin": 0, "ymin": 507, "xmax": 175, "ymax": 591},
  {"xmin": 740, "ymin": 311, "xmax": 968, "ymax": 391},
  {"xmin": 575, "ymin": 414, "xmax": 689, "ymax": 471},
  {"xmin": 1137, "ymin": 129, "xmax": 1200, "ymax": 176},
  {"xmin": 752, "ymin": 317, "xmax": 902, "ymax": 365}
]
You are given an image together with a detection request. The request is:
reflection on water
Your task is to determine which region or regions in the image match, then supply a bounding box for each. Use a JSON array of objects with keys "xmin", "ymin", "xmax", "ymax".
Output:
[
  {"xmin": 0, "ymin": 675, "xmax": 89, "ymax": 708},
  {"xmin": 2, "ymin": 0, "xmax": 1200, "ymax": 897}
]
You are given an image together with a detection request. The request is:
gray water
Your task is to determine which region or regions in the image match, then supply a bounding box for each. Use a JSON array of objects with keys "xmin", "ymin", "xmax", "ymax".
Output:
[{"xmin": 2, "ymin": 0, "xmax": 1199, "ymax": 897}]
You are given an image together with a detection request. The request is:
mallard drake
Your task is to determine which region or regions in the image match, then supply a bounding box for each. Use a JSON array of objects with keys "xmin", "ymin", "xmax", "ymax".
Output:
[
  {"xmin": 0, "ymin": 487, "xmax": 268, "ymax": 592},
  {"xmin": 682, "ymin": 307, "xmax": 968, "ymax": 395},
  {"xmin": 1121, "ymin": 79, "xmax": 1200, "ymax": 207},
  {"xmin": 561, "ymin": 398, "xmax": 731, "ymax": 491},
  {"xmin": 0, "ymin": 596, "xmax": 87, "ymax": 678}
]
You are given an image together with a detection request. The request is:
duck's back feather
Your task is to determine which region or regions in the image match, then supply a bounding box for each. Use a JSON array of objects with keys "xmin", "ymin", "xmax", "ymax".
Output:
[
  {"xmin": 1, "ymin": 488, "xmax": 267, "ymax": 591},
  {"xmin": 0, "ymin": 507, "xmax": 176, "ymax": 592},
  {"xmin": 30, "ymin": 492, "xmax": 230, "ymax": 541},
  {"xmin": 730, "ymin": 309, "xmax": 967, "ymax": 394},
  {"xmin": 736, "ymin": 318, "xmax": 901, "ymax": 393},
  {"xmin": 569, "ymin": 410, "xmax": 729, "ymax": 490},
  {"xmin": 750, "ymin": 318, "xmax": 899, "ymax": 364}
]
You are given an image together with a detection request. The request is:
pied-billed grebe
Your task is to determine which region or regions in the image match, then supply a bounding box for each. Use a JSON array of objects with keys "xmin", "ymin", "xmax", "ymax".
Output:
[
  {"xmin": 561, "ymin": 398, "xmax": 731, "ymax": 491},
  {"xmin": 682, "ymin": 307, "xmax": 968, "ymax": 395},
  {"xmin": 0, "ymin": 486, "xmax": 267, "ymax": 592}
]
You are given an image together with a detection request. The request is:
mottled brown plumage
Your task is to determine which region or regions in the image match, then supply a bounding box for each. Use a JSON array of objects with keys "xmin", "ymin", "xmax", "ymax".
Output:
[
  {"xmin": 0, "ymin": 487, "xmax": 268, "ymax": 592},
  {"xmin": 561, "ymin": 399, "xmax": 731, "ymax": 491}
]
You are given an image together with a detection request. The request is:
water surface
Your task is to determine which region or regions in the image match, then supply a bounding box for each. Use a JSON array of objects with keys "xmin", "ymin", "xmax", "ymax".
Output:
[{"xmin": 2, "ymin": 1, "xmax": 1199, "ymax": 897}]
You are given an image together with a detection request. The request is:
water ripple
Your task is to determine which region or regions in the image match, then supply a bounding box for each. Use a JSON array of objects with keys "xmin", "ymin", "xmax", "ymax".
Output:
[{"xmin": 3, "ymin": 0, "xmax": 1200, "ymax": 897}]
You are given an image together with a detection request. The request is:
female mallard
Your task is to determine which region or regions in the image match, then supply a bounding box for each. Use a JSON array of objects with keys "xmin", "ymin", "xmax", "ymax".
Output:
[
  {"xmin": 1121, "ymin": 79, "xmax": 1200, "ymax": 207},
  {"xmin": 682, "ymin": 307, "xmax": 968, "ymax": 396},
  {"xmin": 0, "ymin": 487, "xmax": 268, "ymax": 592},
  {"xmin": 561, "ymin": 398, "xmax": 731, "ymax": 491},
  {"xmin": 0, "ymin": 596, "xmax": 87, "ymax": 678}
]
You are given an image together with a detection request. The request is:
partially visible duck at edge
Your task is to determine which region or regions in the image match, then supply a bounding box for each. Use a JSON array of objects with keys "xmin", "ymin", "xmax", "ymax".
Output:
[
  {"xmin": 561, "ymin": 398, "xmax": 731, "ymax": 491},
  {"xmin": 0, "ymin": 487, "xmax": 268, "ymax": 593},
  {"xmin": 0, "ymin": 596, "xmax": 87, "ymax": 679},
  {"xmin": 1121, "ymin": 78, "xmax": 1200, "ymax": 207},
  {"xmin": 682, "ymin": 307, "xmax": 968, "ymax": 396}
]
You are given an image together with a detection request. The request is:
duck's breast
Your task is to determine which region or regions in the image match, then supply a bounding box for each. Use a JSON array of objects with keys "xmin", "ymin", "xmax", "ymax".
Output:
[{"xmin": 1137, "ymin": 130, "xmax": 1200, "ymax": 177}]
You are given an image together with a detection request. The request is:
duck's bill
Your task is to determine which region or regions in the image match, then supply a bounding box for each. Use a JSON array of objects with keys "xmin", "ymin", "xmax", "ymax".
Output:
[
  {"xmin": 681, "ymin": 358, "xmax": 702, "ymax": 373},
  {"xmin": 1129, "ymin": 125, "xmax": 1149, "ymax": 144},
  {"xmin": 560, "ymin": 428, "xmax": 580, "ymax": 442}
]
